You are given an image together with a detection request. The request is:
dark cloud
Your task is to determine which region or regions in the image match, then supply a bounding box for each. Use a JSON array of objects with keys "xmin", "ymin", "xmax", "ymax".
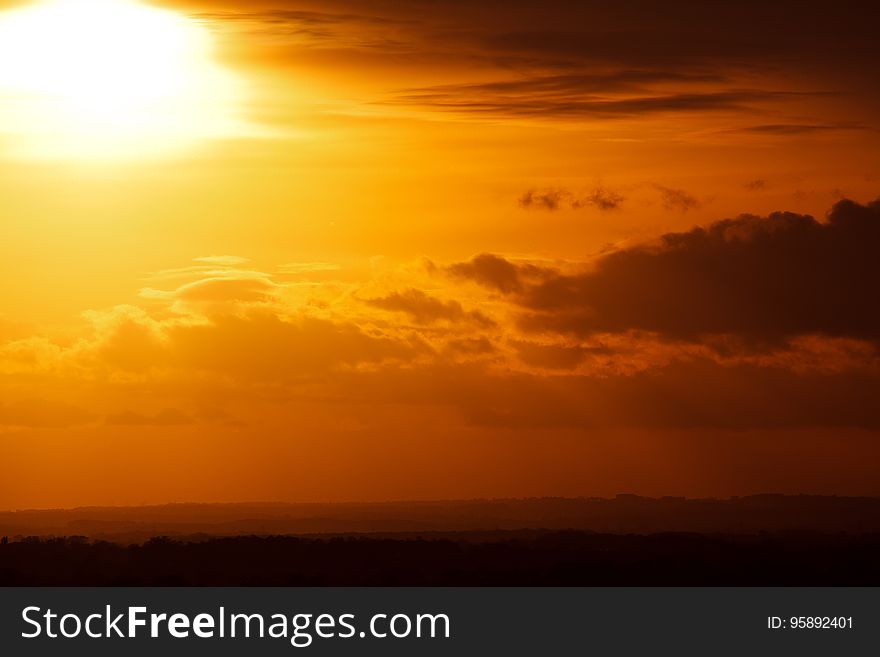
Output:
[
  {"xmin": 653, "ymin": 185, "xmax": 701, "ymax": 212},
  {"xmin": 453, "ymin": 198, "xmax": 880, "ymax": 343},
  {"xmin": 579, "ymin": 187, "xmax": 626, "ymax": 211},
  {"xmin": 518, "ymin": 189, "xmax": 568, "ymax": 211},
  {"xmin": 365, "ymin": 288, "xmax": 494, "ymax": 326},
  {"xmin": 518, "ymin": 184, "xmax": 701, "ymax": 213},
  {"xmin": 523, "ymin": 198, "xmax": 880, "ymax": 341},
  {"xmin": 393, "ymin": 88, "xmax": 797, "ymax": 121},
  {"xmin": 181, "ymin": 0, "xmax": 879, "ymax": 132},
  {"xmin": 398, "ymin": 70, "xmax": 725, "ymax": 109},
  {"xmin": 437, "ymin": 71, "xmax": 724, "ymax": 94},
  {"xmin": 745, "ymin": 179, "xmax": 767, "ymax": 191},
  {"xmin": 728, "ymin": 124, "xmax": 868, "ymax": 136},
  {"xmin": 204, "ymin": 0, "xmax": 874, "ymax": 70},
  {"xmin": 469, "ymin": 1, "xmax": 877, "ymax": 74},
  {"xmin": 519, "ymin": 186, "xmax": 624, "ymax": 212},
  {"xmin": 447, "ymin": 253, "xmax": 551, "ymax": 294}
]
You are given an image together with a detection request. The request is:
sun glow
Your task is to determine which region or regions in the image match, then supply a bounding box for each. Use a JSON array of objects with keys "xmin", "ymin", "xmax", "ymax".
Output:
[{"xmin": 0, "ymin": 0, "xmax": 247, "ymax": 159}]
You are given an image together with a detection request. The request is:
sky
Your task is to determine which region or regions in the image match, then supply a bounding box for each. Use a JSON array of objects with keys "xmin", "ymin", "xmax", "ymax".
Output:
[{"xmin": 1, "ymin": 0, "xmax": 879, "ymax": 509}]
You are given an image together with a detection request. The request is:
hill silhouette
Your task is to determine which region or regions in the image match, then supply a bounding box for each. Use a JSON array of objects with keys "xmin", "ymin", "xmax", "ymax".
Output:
[
  {"xmin": 3, "ymin": 495, "xmax": 879, "ymax": 543},
  {"xmin": 4, "ymin": 496, "xmax": 879, "ymax": 585}
]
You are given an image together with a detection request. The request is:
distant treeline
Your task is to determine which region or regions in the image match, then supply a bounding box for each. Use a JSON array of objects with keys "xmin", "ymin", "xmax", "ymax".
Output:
[
  {"xmin": 4, "ymin": 495, "xmax": 880, "ymax": 541},
  {"xmin": 2, "ymin": 531, "xmax": 879, "ymax": 586}
]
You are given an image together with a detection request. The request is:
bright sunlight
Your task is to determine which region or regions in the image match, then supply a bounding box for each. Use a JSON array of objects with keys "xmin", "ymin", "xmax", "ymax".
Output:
[{"xmin": 0, "ymin": 0, "xmax": 246, "ymax": 159}]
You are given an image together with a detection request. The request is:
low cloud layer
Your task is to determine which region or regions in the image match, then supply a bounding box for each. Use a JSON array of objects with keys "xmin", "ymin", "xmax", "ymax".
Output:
[
  {"xmin": 1, "ymin": 199, "xmax": 879, "ymax": 435},
  {"xmin": 455, "ymin": 198, "xmax": 880, "ymax": 343},
  {"xmin": 365, "ymin": 288, "xmax": 494, "ymax": 326}
]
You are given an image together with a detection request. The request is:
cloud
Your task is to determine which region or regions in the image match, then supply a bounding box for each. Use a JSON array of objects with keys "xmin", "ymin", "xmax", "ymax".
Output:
[
  {"xmin": 745, "ymin": 179, "xmax": 767, "ymax": 191},
  {"xmin": 729, "ymin": 124, "xmax": 868, "ymax": 136},
  {"xmin": 511, "ymin": 198, "xmax": 880, "ymax": 342},
  {"xmin": 165, "ymin": 313, "xmax": 428, "ymax": 381},
  {"xmin": 447, "ymin": 253, "xmax": 552, "ymax": 294},
  {"xmin": 365, "ymin": 288, "xmax": 494, "ymax": 326},
  {"xmin": 189, "ymin": 5, "xmax": 421, "ymax": 60},
  {"xmin": 3, "ymin": 301, "xmax": 431, "ymax": 385},
  {"xmin": 393, "ymin": 87, "xmax": 798, "ymax": 121},
  {"xmin": 196, "ymin": 8, "xmax": 413, "ymax": 30},
  {"xmin": 653, "ymin": 184, "xmax": 701, "ymax": 211},
  {"xmin": 517, "ymin": 183, "xmax": 703, "ymax": 214},
  {"xmin": 395, "ymin": 70, "xmax": 735, "ymax": 121},
  {"xmin": 4, "ymin": 193, "xmax": 880, "ymax": 438},
  {"xmin": 518, "ymin": 186, "xmax": 624, "ymax": 211},
  {"xmin": 171, "ymin": 277, "xmax": 278, "ymax": 304},
  {"xmin": 578, "ymin": 187, "xmax": 626, "ymax": 211},
  {"xmin": 140, "ymin": 272, "xmax": 282, "ymax": 315},
  {"xmin": 183, "ymin": 0, "xmax": 878, "ymax": 121},
  {"xmin": 445, "ymin": 337, "xmax": 496, "ymax": 356},
  {"xmin": 418, "ymin": 71, "xmax": 725, "ymax": 96},
  {"xmin": 473, "ymin": 3, "xmax": 876, "ymax": 74},
  {"xmin": 277, "ymin": 262, "xmax": 341, "ymax": 274},
  {"xmin": 82, "ymin": 306, "xmax": 169, "ymax": 373},
  {"xmin": 518, "ymin": 189, "xmax": 568, "ymax": 211},
  {"xmin": 189, "ymin": 0, "xmax": 876, "ymax": 72},
  {"xmin": 510, "ymin": 339, "xmax": 595, "ymax": 370}
]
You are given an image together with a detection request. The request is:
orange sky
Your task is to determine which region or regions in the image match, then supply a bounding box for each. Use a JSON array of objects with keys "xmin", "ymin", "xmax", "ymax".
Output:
[{"xmin": 1, "ymin": 0, "xmax": 879, "ymax": 509}]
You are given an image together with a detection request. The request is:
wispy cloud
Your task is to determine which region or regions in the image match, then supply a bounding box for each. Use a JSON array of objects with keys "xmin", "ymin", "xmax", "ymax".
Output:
[{"xmin": 518, "ymin": 186, "xmax": 625, "ymax": 211}]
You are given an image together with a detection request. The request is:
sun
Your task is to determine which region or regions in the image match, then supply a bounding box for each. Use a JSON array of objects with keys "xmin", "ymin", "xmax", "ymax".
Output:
[{"xmin": 0, "ymin": 0, "xmax": 247, "ymax": 159}]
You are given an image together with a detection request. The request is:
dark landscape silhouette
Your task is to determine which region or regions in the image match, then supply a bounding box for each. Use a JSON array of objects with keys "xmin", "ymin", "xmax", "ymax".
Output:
[
  {"xmin": 2, "ymin": 495, "xmax": 879, "ymax": 585},
  {"xmin": 2, "ymin": 530, "xmax": 879, "ymax": 586},
  {"xmin": 4, "ymin": 495, "xmax": 880, "ymax": 541}
]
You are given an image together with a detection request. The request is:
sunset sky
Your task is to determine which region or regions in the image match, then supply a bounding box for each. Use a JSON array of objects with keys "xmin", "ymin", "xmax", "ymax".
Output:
[{"xmin": 2, "ymin": 0, "xmax": 879, "ymax": 509}]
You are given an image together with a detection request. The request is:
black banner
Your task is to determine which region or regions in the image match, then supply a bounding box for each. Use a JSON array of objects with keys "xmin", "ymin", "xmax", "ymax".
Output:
[{"xmin": 0, "ymin": 587, "xmax": 876, "ymax": 655}]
